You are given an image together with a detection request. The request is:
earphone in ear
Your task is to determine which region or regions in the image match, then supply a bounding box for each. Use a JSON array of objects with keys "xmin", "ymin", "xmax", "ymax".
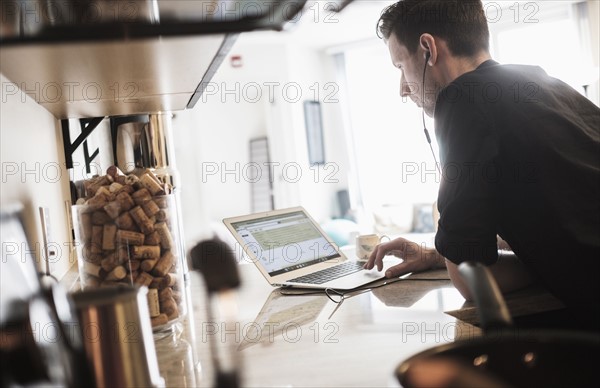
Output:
[{"xmin": 420, "ymin": 47, "xmax": 441, "ymax": 174}]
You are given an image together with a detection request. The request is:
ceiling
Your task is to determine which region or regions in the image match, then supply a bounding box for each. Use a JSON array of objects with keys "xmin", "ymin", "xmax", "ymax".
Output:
[{"xmin": 235, "ymin": 0, "xmax": 395, "ymax": 50}]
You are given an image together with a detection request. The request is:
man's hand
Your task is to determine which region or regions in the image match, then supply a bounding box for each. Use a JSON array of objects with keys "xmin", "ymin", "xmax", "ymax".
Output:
[{"xmin": 363, "ymin": 237, "xmax": 446, "ymax": 278}]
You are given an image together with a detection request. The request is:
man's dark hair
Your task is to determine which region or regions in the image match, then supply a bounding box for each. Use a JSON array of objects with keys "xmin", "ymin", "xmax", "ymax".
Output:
[{"xmin": 377, "ymin": 0, "xmax": 490, "ymax": 57}]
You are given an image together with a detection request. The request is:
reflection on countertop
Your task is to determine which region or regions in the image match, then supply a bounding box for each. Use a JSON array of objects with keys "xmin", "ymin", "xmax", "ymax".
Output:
[
  {"xmin": 370, "ymin": 269, "xmax": 454, "ymax": 308},
  {"xmin": 154, "ymin": 285, "xmax": 204, "ymax": 388},
  {"xmin": 445, "ymin": 283, "xmax": 565, "ymax": 326},
  {"xmin": 155, "ymin": 324, "xmax": 202, "ymax": 388},
  {"xmin": 239, "ymin": 289, "xmax": 329, "ymax": 350}
]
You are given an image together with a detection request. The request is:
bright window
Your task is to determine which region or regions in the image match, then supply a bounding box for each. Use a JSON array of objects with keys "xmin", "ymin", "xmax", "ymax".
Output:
[
  {"xmin": 341, "ymin": 1, "xmax": 596, "ymax": 233},
  {"xmin": 343, "ymin": 44, "xmax": 439, "ymax": 233},
  {"xmin": 488, "ymin": 1, "xmax": 597, "ymax": 97}
]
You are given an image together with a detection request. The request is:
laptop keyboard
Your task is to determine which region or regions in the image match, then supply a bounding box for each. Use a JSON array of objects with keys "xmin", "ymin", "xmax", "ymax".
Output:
[{"xmin": 288, "ymin": 261, "xmax": 365, "ymax": 284}]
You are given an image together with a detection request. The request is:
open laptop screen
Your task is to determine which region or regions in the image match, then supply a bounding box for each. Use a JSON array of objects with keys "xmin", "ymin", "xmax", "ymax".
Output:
[{"xmin": 230, "ymin": 210, "xmax": 340, "ymax": 276}]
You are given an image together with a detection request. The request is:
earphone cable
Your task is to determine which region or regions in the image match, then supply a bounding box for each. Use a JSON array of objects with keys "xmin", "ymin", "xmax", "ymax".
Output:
[{"xmin": 422, "ymin": 57, "xmax": 441, "ymax": 175}]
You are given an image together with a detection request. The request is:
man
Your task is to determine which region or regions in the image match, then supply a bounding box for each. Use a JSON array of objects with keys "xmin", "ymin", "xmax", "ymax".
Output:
[{"xmin": 364, "ymin": 0, "xmax": 600, "ymax": 330}]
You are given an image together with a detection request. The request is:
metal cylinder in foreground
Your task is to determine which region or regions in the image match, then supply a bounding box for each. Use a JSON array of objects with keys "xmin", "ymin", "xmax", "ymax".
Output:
[{"xmin": 72, "ymin": 285, "xmax": 164, "ymax": 388}]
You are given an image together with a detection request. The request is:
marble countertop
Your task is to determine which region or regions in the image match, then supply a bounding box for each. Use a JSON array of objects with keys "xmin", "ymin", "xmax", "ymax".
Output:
[
  {"xmin": 62, "ymin": 252, "xmax": 564, "ymax": 387},
  {"xmin": 152, "ymin": 265, "xmax": 474, "ymax": 387}
]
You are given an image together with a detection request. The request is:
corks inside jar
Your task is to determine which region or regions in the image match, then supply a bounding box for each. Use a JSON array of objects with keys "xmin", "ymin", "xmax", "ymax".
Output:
[{"xmin": 73, "ymin": 167, "xmax": 183, "ymax": 328}]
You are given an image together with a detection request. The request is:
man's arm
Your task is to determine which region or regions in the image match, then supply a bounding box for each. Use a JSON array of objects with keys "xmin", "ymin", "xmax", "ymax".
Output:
[
  {"xmin": 365, "ymin": 237, "xmax": 533, "ymax": 300},
  {"xmin": 445, "ymin": 251, "xmax": 534, "ymax": 301}
]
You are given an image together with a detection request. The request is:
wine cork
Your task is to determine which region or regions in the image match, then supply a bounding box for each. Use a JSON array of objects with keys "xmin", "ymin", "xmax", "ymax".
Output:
[
  {"xmin": 135, "ymin": 271, "xmax": 154, "ymax": 287},
  {"xmin": 154, "ymin": 210, "xmax": 167, "ymax": 222},
  {"xmin": 87, "ymin": 191, "xmax": 109, "ymax": 211},
  {"xmin": 145, "ymin": 169, "xmax": 162, "ymax": 184},
  {"xmin": 150, "ymin": 276, "xmax": 163, "ymax": 289},
  {"xmin": 116, "ymin": 230, "xmax": 145, "ymax": 246},
  {"xmin": 90, "ymin": 226, "xmax": 103, "ymax": 254},
  {"xmin": 117, "ymin": 184, "xmax": 135, "ymax": 195},
  {"xmin": 116, "ymin": 246, "xmax": 131, "ymax": 262},
  {"xmin": 91, "ymin": 210, "xmax": 112, "ymax": 225},
  {"xmin": 141, "ymin": 199, "xmax": 160, "ymax": 218},
  {"xmin": 144, "ymin": 231, "xmax": 161, "ymax": 246},
  {"xmin": 140, "ymin": 173, "xmax": 164, "ymax": 196},
  {"xmin": 109, "ymin": 182, "xmax": 123, "ymax": 193},
  {"xmin": 172, "ymin": 291, "xmax": 182, "ymax": 305},
  {"xmin": 124, "ymin": 173, "xmax": 140, "ymax": 185},
  {"xmin": 84, "ymin": 262, "xmax": 102, "ymax": 277},
  {"xmin": 80, "ymin": 212, "xmax": 92, "ymax": 239},
  {"xmin": 116, "ymin": 192, "xmax": 135, "ymax": 211},
  {"xmin": 151, "ymin": 314, "xmax": 168, "ymax": 327},
  {"xmin": 132, "ymin": 188, "xmax": 152, "ymax": 206},
  {"xmin": 102, "ymin": 224, "xmax": 117, "ymax": 250},
  {"xmin": 158, "ymin": 287, "xmax": 173, "ymax": 302},
  {"xmin": 152, "ymin": 251, "xmax": 175, "ymax": 277},
  {"xmin": 161, "ymin": 297, "xmax": 179, "ymax": 320},
  {"xmin": 130, "ymin": 206, "xmax": 154, "ymax": 235},
  {"xmin": 147, "ymin": 289, "xmax": 161, "ymax": 318},
  {"xmin": 105, "ymin": 266, "xmax": 127, "ymax": 281},
  {"xmin": 82, "ymin": 175, "xmax": 100, "ymax": 195},
  {"xmin": 104, "ymin": 192, "xmax": 135, "ymax": 219},
  {"xmin": 103, "ymin": 201, "xmax": 120, "ymax": 219},
  {"xmin": 101, "ymin": 251, "xmax": 120, "ymax": 272},
  {"xmin": 141, "ymin": 258, "xmax": 158, "ymax": 272},
  {"xmin": 96, "ymin": 185, "xmax": 111, "ymax": 198},
  {"xmin": 160, "ymin": 273, "xmax": 178, "ymax": 289},
  {"xmin": 127, "ymin": 260, "xmax": 141, "ymax": 272},
  {"xmin": 132, "ymin": 245, "xmax": 161, "ymax": 260},
  {"xmin": 106, "ymin": 165, "xmax": 120, "ymax": 179},
  {"xmin": 82, "ymin": 245, "xmax": 102, "ymax": 264},
  {"xmin": 115, "ymin": 212, "xmax": 136, "ymax": 231},
  {"xmin": 85, "ymin": 175, "xmax": 110, "ymax": 196},
  {"xmin": 155, "ymin": 222, "xmax": 173, "ymax": 250},
  {"xmin": 154, "ymin": 196, "xmax": 169, "ymax": 209}
]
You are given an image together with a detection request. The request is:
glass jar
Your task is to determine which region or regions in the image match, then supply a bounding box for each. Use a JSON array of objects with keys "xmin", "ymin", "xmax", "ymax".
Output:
[{"xmin": 72, "ymin": 191, "xmax": 186, "ymax": 332}]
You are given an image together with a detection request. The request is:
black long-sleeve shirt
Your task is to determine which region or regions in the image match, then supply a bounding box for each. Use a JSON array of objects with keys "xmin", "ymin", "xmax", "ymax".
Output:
[{"xmin": 433, "ymin": 60, "xmax": 600, "ymax": 317}]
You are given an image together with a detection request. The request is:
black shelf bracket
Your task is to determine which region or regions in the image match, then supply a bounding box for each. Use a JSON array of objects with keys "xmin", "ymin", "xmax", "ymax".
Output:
[{"xmin": 62, "ymin": 117, "xmax": 105, "ymax": 171}]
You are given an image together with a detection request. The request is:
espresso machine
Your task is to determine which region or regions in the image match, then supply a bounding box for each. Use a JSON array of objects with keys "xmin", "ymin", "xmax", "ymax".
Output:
[
  {"xmin": 0, "ymin": 204, "xmax": 165, "ymax": 388},
  {"xmin": 0, "ymin": 204, "xmax": 91, "ymax": 387}
]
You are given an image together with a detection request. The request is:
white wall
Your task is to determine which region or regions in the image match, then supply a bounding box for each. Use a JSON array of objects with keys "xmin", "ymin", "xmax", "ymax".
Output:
[
  {"xmin": 0, "ymin": 74, "xmax": 73, "ymax": 279},
  {"xmin": 264, "ymin": 42, "xmax": 350, "ymax": 219},
  {"xmin": 172, "ymin": 35, "xmax": 351, "ymax": 248}
]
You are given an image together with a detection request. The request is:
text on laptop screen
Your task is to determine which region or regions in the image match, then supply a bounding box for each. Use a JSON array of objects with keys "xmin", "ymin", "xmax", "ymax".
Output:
[{"xmin": 231, "ymin": 211, "xmax": 340, "ymax": 276}]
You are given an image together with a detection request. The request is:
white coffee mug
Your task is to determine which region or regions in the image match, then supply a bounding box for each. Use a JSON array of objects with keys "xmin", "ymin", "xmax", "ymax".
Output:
[{"xmin": 356, "ymin": 234, "xmax": 390, "ymax": 260}]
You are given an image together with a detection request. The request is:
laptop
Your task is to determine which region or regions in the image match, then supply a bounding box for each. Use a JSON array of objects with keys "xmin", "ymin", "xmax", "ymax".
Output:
[{"xmin": 223, "ymin": 206, "xmax": 394, "ymax": 290}]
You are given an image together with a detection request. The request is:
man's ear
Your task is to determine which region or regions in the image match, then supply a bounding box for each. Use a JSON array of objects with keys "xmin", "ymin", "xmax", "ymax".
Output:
[{"xmin": 419, "ymin": 33, "xmax": 436, "ymax": 65}]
